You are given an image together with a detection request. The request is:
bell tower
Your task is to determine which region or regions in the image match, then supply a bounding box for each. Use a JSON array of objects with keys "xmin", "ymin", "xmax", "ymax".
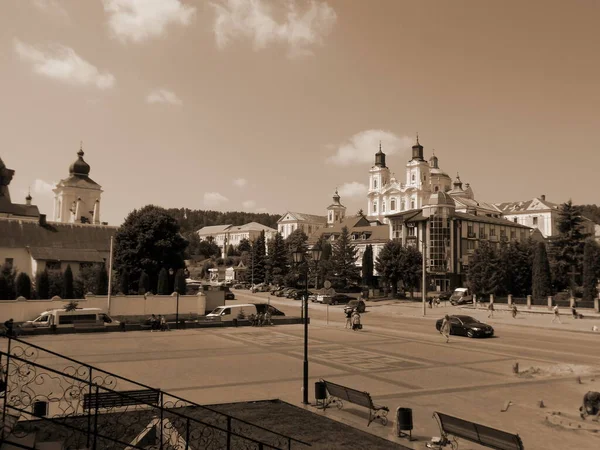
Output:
[
  {"xmin": 367, "ymin": 142, "xmax": 390, "ymax": 220},
  {"xmin": 327, "ymin": 189, "xmax": 346, "ymax": 226}
]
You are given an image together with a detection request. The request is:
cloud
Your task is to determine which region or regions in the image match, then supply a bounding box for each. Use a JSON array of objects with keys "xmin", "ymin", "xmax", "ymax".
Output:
[
  {"xmin": 211, "ymin": 0, "xmax": 337, "ymax": 58},
  {"xmin": 146, "ymin": 88, "xmax": 182, "ymax": 105},
  {"xmin": 242, "ymin": 200, "xmax": 256, "ymax": 209},
  {"xmin": 233, "ymin": 178, "xmax": 247, "ymax": 187},
  {"xmin": 31, "ymin": 0, "xmax": 69, "ymax": 20},
  {"xmin": 338, "ymin": 182, "xmax": 368, "ymax": 199},
  {"xmin": 14, "ymin": 39, "xmax": 115, "ymax": 89},
  {"xmin": 327, "ymin": 130, "xmax": 413, "ymax": 166},
  {"xmin": 203, "ymin": 192, "xmax": 229, "ymax": 208},
  {"xmin": 102, "ymin": 0, "xmax": 196, "ymax": 43}
]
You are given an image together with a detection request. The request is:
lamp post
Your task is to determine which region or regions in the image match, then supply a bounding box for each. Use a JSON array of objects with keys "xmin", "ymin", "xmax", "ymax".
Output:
[
  {"xmin": 169, "ymin": 268, "xmax": 180, "ymax": 329},
  {"xmin": 292, "ymin": 244, "xmax": 322, "ymax": 405}
]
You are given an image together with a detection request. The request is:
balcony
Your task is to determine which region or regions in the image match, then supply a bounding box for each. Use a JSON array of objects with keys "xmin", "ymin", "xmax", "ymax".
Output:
[
  {"xmin": 467, "ymin": 232, "xmax": 476, "ymax": 238},
  {"xmin": 479, "ymin": 234, "xmax": 487, "ymax": 240}
]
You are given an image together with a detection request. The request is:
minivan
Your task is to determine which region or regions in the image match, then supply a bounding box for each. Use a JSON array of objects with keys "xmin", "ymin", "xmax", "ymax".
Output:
[
  {"xmin": 206, "ymin": 303, "xmax": 285, "ymax": 321},
  {"xmin": 24, "ymin": 308, "xmax": 119, "ymax": 328},
  {"xmin": 450, "ymin": 288, "xmax": 473, "ymax": 305}
]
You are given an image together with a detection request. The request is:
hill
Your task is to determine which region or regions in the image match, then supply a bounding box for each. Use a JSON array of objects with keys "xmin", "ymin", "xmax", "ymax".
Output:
[{"xmin": 166, "ymin": 208, "xmax": 281, "ymax": 233}]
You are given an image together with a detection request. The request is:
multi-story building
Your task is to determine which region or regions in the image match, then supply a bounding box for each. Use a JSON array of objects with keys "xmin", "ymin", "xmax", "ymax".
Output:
[
  {"xmin": 196, "ymin": 222, "xmax": 278, "ymax": 257},
  {"xmin": 388, "ymin": 191, "xmax": 532, "ymax": 291},
  {"xmin": 277, "ymin": 212, "xmax": 327, "ymax": 239}
]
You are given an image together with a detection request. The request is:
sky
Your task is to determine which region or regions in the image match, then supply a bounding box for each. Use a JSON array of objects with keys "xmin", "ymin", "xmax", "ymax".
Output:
[{"xmin": 1, "ymin": 0, "xmax": 599, "ymax": 226}]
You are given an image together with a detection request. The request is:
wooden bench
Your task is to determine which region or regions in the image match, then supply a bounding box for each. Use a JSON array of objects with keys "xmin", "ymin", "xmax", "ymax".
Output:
[
  {"xmin": 83, "ymin": 389, "xmax": 160, "ymax": 411},
  {"xmin": 321, "ymin": 379, "xmax": 389, "ymax": 426},
  {"xmin": 434, "ymin": 411, "xmax": 524, "ymax": 450}
]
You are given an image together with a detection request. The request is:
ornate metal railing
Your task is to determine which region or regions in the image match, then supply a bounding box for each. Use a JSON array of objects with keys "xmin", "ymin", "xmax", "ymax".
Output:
[{"xmin": 0, "ymin": 335, "xmax": 310, "ymax": 449}]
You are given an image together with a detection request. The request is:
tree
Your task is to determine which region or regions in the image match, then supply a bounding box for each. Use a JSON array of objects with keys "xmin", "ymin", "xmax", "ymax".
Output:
[
  {"xmin": 532, "ymin": 242, "xmax": 552, "ymax": 301},
  {"xmin": 330, "ymin": 226, "xmax": 360, "ymax": 288},
  {"xmin": 65, "ymin": 300, "xmax": 78, "ymax": 312},
  {"xmin": 0, "ymin": 264, "xmax": 17, "ymax": 300},
  {"xmin": 356, "ymin": 209, "xmax": 364, "ymax": 217},
  {"xmin": 138, "ymin": 271, "xmax": 150, "ymax": 294},
  {"xmin": 96, "ymin": 265, "xmax": 108, "ymax": 295},
  {"xmin": 36, "ymin": 269, "xmax": 50, "ymax": 299},
  {"xmin": 496, "ymin": 241, "xmax": 533, "ymax": 297},
  {"xmin": 114, "ymin": 205, "xmax": 188, "ymax": 296},
  {"xmin": 226, "ymin": 244, "xmax": 235, "ymax": 257},
  {"xmin": 375, "ymin": 241, "xmax": 403, "ymax": 296},
  {"xmin": 582, "ymin": 239, "xmax": 600, "ymax": 301},
  {"xmin": 249, "ymin": 231, "xmax": 267, "ymax": 284},
  {"xmin": 285, "ymin": 229, "xmax": 308, "ymax": 287},
  {"xmin": 48, "ymin": 271, "xmax": 64, "ymax": 298},
  {"xmin": 157, "ymin": 268, "xmax": 169, "ymax": 295},
  {"xmin": 401, "ymin": 246, "xmax": 423, "ymax": 295},
  {"xmin": 15, "ymin": 272, "xmax": 32, "ymax": 299},
  {"xmin": 119, "ymin": 268, "xmax": 130, "ymax": 295},
  {"xmin": 62, "ymin": 264, "xmax": 74, "ymax": 299},
  {"xmin": 266, "ymin": 232, "xmax": 288, "ymax": 286},
  {"xmin": 550, "ymin": 200, "xmax": 589, "ymax": 292},
  {"xmin": 238, "ymin": 238, "xmax": 252, "ymax": 254},
  {"xmin": 175, "ymin": 268, "xmax": 187, "ymax": 294},
  {"xmin": 361, "ymin": 245, "xmax": 374, "ymax": 288},
  {"xmin": 467, "ymin": 241, "xmax": 502, "ymax": 297}
]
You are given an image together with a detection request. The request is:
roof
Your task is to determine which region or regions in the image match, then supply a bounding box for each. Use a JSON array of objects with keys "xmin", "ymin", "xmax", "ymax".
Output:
[
  {"xmin": 277, "ymin": 211, "xmax": 327, "ymax": 223},
  {"xmin": 232, "ymin": 222, "xmax": 277, "ymax": 233},
  {"xmin": 495, "ymin": 197, "xmax": 559, "ymax": 213},
  {"xmin": 196, "ymin": 224, "xmax": 233, "ymax": 235},
  {"xmin": 387, "ymin": 209, "xmax": 532, "ymax": 229},
  {"xmin": 308, "ymin": 216, "xmax": 388, "ymax": 243},
  {"xmin": 0, "ymin": 218, "xmax": 117, "ymax": 257},
  {"xmin": 452, "ymin": 196, "xmax": 502, "ymax": 214},
  {"xmin": 0, "ymin": 198, "xmax": 40, "ymax": 219},
  {"xmin": 56, "ymin": 174, "xmax": 101, "ymax": 189}
]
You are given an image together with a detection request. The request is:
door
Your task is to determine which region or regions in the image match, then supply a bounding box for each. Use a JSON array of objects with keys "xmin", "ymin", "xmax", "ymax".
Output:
[
  {"xmin": 449, "ymin": 317, "xmax": 461, "ymax": 335},
  {"xmin": 220, "ymin": 308, "xmax": 232, "ymax": 321}
]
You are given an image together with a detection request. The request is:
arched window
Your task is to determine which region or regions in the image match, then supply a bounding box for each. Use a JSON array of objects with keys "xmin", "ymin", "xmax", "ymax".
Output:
[
  {"xmin": 434, "ymin": 186, "xmax": 439, "ymax": 192},
  {"xmin": 382, "ymin": 201, "xmax": 386, "ymax": 212},
  {"xmin": 410, "ymin": 200, "xmax": 415, "ymax": 209},
  {"xmin": 401, "ymin": 201, "xmax": 405, "ymax": 211},
  {"xmin": 390, "ymin": 199, "xmax": 396, "ymax": 210},
  {"xmin": 411, "ymin": 173, "xmax": 415, "ymax": 182},
  {"xmin": 373, "ymin": 201, "xmax": 377, "ymax": 213},
  {"xmin": 373, "ymin": 178, "xmax": 378, "ymax": 189}
]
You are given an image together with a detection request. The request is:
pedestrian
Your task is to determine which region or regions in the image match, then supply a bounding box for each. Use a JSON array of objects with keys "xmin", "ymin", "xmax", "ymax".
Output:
[
  {"xmin": 149, "ymin": 314, "xmax": 157, "ymax": 332},
  {"xmin": 264, "ymin": 309, "xmax": 273, "ymax": 326},
  {"xmin": 257, "ymin": 312, "xmax": 264, "ymax": 327},
  {"xmin": 345, "ymin": 308, "xmax": 352, "ymax": 329},
  {"xmin": 440, "ymin": 314, "xmax": 451, "ymax": 343},
  {"xmin": 351, "ymin": 311, "xmax": 361, "ymax": 331},
  {"xmin": 511, "ymin": 304, "xmax": 518, "ymax": 319},
  {"xmin": 3, "ymin": 318, "xmax": 14, "ymax": 337},
  {"xmin": 552, "ymin": 305, "xmax": 562, "ymax": 324},
  {"xmin": 487, "ymin": 302, "xmax": 495, "ymax": 318},
  {"xmin": 572, "ymin": 306, "xmax": 579, "ymax": 319},
  {"xmin": 159, "ymin": 315, "xmax": 169, "ymax": 331},
  {"xmin": 428, "ymin": 297, "xmax": 433, "ymax": 309}
]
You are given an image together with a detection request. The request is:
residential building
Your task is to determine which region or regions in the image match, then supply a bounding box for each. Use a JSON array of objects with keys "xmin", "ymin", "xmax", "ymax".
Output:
[
  {"xmin": 0, "ymin": 157, "xmax": 40, "ymax": 220},
  {"xmin": 277, "ymin": 212, "xmax": 327, "ymax": 239},
  {"xmin": 388, "ymin": 191, "xmax": 532, "ymax": 291},
  {"xmin": 367, "ymin": 138, "xmax": 501, "ymax": 224},
  {"xmin": 196, "ymin": 222, "xmax": 278, "ymax": 257}
]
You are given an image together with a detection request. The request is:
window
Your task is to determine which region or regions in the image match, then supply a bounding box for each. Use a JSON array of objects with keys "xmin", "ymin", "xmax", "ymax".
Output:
[
  {"xmin": 373, "ymin": 178, "xmax": 378, "ymax": 189},
  {"xmin": 410, "ymin": 200, "xmax": 415, "ymax": 209},
  {"xmin": 373, "ymin": 201, "xmax": 377, "ymax": 213},
  {"xmin": 467, "ymin": 240, "xmax": 475, "ymax": 250},
  {"xmin": 467, "ymin": 225, "xmax": 473, "ymax": 236},
  {"xmin": 407, "ymin": 226, "xmax": 416, "ymax": 237},
  {"xmin": 490, "ymin": 227, "xmax": 496, "ymax": 237},
  {"xmin": 411, "ymin": 173, "xmax": 415, "ymax": 182},
  {"xmin": 401, "ymin": 201, "xmax": 405, "ymax": 211},
  {"xmin": 382, "ymin": 201, "xmax": 386, "ymax": 213},
  {"xmin": 510, "ymin": 230, "xmax": 516, "ymax": 239},
  {"xmin": 533, "ymin": 217, "xmax": 538, "ymax": 225},
  {"xmin": 46, "ymin": 261, "xmax": 61, "ymax": 271},
  {"xmin": 434, "ymin": 186, "xmax": 439, "ymax": 192},
  {"xmin": 513, "ymin": 218, "xmax": 517, "ymax": 223},
  {"xmin": 391, "ymin": 199, "xmax": 396, "ymax": 210},
  {"xmin": 4, "ymin": 258, "xmax": 13, "ymax": 269}
]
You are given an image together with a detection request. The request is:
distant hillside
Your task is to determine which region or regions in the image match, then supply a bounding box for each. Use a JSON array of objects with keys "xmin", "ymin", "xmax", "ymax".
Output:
[
  {"xmin": 166, "ymin": 208, "xmax": 281, "ymax": 234},
  {"xmin": 579, "ymin": 204, "xmax": 600, "ymax": 225}
]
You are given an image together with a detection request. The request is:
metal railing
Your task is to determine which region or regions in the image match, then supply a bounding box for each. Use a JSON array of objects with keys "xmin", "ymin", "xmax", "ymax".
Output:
[{"xmin": 0, "ymin": 335, "xmax": 310, "ymax": 449}]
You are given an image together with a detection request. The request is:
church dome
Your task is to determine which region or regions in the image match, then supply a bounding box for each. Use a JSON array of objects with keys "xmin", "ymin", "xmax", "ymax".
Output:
[
  {"xmin": 69, "ymin": 148, "xmax": 91, "ymax": 176},
  {"xmin": 427, "ymin": 191, "xmax": 455, "ymax": 207}
]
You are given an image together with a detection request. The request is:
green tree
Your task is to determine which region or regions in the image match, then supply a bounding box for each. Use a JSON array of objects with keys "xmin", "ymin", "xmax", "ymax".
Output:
[
  {"xmin": 468, "ymin": 241, "xmax": 502, "ymax": 297},
  {"xmin": 550, "ymin": 200, "xmax": 590, "ymax": 292},
  {"xmin": 138, "ymin": 270, "xmax": 150, "ymax": 294},
  {"xmin": 36, "ymin": 269, "xmax": 50, "ymax": 299},
  {"xmin": 119, "ymin": 268, "xmax": 130, "ymax": 295},
  {"xmin": 0, "ymin": 264, "xmax": 17, "ymax": 300},
  {"xmin": 267, "ymin": 232, "xmax": 288, "ymax": 286},
  {"xmin": 361, "ymin": 244, "xmax": 374, "ymax": 288},
  {"xmin": 249, "ymin": 231, "xmax": 267, "ymax": 284},
  {"xmin": 532, "ymin": 242, "xmax": 552, "ymax": 301},
  {"xmin": 582, "ymin": 239, "xmax": 600, "ymax": 301},
  {"xmin": 62, "ymin": 264, "xmax": 74, "ymax": 299},
  {"xmin": 15, "ymin": 272, "xmax": 32, "ymax": 299},
  {"xmin": 375, "ymin": 241, "xmax": 403, "ymax": 296},
  {"xmin": 238, "ymin": 238, "xmax": 252, "ymax": 254},
  {"xmin": 401, "ymin": 246, "xmax": 423, "ymax": 295},
  {"xmin": 175, "ymin": 268, "xmax": 187, "ymax": 294},
  {"xmin": 226, "ymin": 244, "xmax": 235, "ymax": 257},
  {"xmin": 96, "ymin": 264, "xmax": 108, "ymax": 295},
  {"xmin": 48, "ymin": 271, "xmax": 64, "ymax": 298},
  {"xmin": 316, "ymin": 240, "xmax": 333, "ymax": 288},
  {"xmin": 285, "ymin": 229, "xmax": 308, "ymax": 287},
  {"xmin": 114, "ymin": 205, "xmax": 188, "ymax": 295},
  {"xmin": 496, "ymin": 241, "xmax": 533, "ymax": 297},
  {"xmin": 330, "ymin": 226, "xmax": 360, "ymax": 288},
  {"xmin": 157, "ymin": 267, "xmax": 169, "ymax": 294}
]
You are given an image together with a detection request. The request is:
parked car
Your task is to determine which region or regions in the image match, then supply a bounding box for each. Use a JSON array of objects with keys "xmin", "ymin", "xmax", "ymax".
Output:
[
  {"xmin": 286, "ymin": 289, "xmax": 299, "ymax": 298},
  {"xmin": 435, "ymin": 315, "xmax": 494, "ymax": 338},
  {"xmin": 225, "ymin": 291, "xmax": 235, "ymax": 300},
  {"xmin": 317, "ymin": 293, "xmax": 354, "ymax": 305},
  {"xmin": 435, "ymin": 290, "xmax": 453, "ymax": 302},
  {"xmin": 344, "ymin": 299, "xmax": 366, "ymax": 314},
  {"xmin": 450, "ymin": 288, "xmax": 473, "ymax": 305}
]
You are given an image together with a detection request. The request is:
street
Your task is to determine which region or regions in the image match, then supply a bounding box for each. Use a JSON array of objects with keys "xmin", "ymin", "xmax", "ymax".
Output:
[{"xmin": 18, "ymin": 290, "xmax": 600, "ymax": 450}]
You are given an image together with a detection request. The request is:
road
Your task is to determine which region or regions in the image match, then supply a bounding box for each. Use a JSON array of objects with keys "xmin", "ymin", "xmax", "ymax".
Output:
[{"xmin": 12, "ymin": 289, "xmax": 600, "ymax": 450}]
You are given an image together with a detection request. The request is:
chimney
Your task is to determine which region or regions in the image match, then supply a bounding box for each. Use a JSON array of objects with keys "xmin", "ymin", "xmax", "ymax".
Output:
[
  {"xmin": 541, "ymin": 194, "xmax": 546, "ymax": 201},
  {"xmin": 39, "ymin": 214, "xmax": 47, "ymax": 226}
]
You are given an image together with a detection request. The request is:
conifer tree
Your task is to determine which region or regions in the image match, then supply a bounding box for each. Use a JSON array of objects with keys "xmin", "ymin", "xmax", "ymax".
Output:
[
  {"xmin": 157, "ymin": 268, "xmax": 169, "ymax": 294},
  {"xmin": 15, "ymin": 272, "xmax": 32, "ymax": 299},
  {"xmin": 330, "ymin": 226, "xmax": 360, "ymax": 288},
  {"xmin": 375, "ymin": 240, "xmax": 403, "ymax": 296},
  {"xmin": 582, "ymin": 239, "xmax": 600, "ymax": 301},
  {"xmin": 36, "ymin": 269, "xmax": 50, "ymax": 299},
  {"xmin": 175, "ymin": 268, "xmax": 187, "ymax": 294},
  {"xmin": 119, "ymin": 268, "xmax": 130, "ymax": 295},
  {"xmin": 249, "ymin": 231, "xmax": 267, "ymax": 284},
  {"xmin": 362, "ymin": 244, "xmax": 374, "ymax": 288},
  {"xmin": 62, "ymin": 264, "xmax": 74, "ymax": 299},
  {"xmin": 138, "ymin": 271, "xmax": 150, "ymax": 294},
  {"xmin": 96, "ymin": 264, "xmax": 109, "ymax": 295},
  {"xmin": 0, "ymin": 264, "xmax": 17, "ymax": 300},
  {"xmin": 267, "ymin": 232, "xmax": 288, "ymax": 285},
  {"xmin": 227, "ymin": 244, "xmax": 235, "ymax": 257},
  {"xmin": 532, "ymin": 242, "xmax": 552, "ymax": 300},
  {"xmin": 467, "ymin": 241, "xmax": 501, "ymax": 297}
]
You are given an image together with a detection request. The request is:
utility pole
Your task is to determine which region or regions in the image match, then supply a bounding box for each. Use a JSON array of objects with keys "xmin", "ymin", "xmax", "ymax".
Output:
[
  {"xmin": 422, "ymin": 222, "xmax": 427, "ymax": 316},
  {"xmin": 107, "ymin": 236, "xmax": 114, "ymax": 315}
]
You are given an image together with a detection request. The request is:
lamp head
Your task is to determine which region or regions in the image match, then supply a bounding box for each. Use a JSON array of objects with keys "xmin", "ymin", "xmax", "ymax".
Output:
[{"xmin": 292, "ymin": 248, "xmax": 305, "ymax": 264}]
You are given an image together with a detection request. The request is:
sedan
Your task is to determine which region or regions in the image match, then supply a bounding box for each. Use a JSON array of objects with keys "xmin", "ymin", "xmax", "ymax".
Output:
[
  {"xmin": 435, "ymin": 315, "xmax": 494, "ymax": 338},
  {"xmin": 329, "ymin": 294, "xmax": 354, "ymax": 305}
]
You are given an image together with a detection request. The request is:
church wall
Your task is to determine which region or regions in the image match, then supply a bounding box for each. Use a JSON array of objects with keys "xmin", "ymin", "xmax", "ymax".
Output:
[
  {"xmin": 0, "ymin": 247, "xmax": 32, "ymax": 276},
  {"xmin": 55, "ymin": 188, "xmax": 100, "ymax": 224}
]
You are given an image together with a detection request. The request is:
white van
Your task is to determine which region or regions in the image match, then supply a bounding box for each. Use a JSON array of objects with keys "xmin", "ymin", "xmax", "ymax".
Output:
[
  {"xmin": 450, "ymin": 288, "xmax": 473, "ymax": 305},
  {"xmin": 206, "ymin": 304, "xmax": 257, "ymax": 322},
  {"xmin": 24, "ymin": 308, "xmax": 119, "ymax": 328}
]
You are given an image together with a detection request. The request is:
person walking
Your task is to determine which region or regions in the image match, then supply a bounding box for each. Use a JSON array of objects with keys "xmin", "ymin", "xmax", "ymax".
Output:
[
  {"xmin": 552, "ymin": 305, "xmax": 562, "ymax": 324},
  {"xmin": 511, "ymin": 304, "xmax": 518, "ymax": 319},
  {"xmin": 345, "ymin": 308, "xmax": 352, "ymax": 329},
  {"xmin": 487, "ymin": 302, "xmax": 495, "ymax": 318},
  {"xmin": 440, "ymin": 315, "xmax": 451, "ymax": 343},
  {"xmin": 3, "ymin": 318, "xmax": 14, "ymax": 337},
  {"xmin": 351, "ymin": 311, "xmax": 361, "ymax": 331}
]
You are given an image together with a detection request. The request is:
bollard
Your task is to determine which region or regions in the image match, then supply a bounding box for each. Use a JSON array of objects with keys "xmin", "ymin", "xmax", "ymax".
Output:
[
  {"xmin": 527, "ymin": 295, "xmax": 532, "ymax": 310},
  {"xmin": 508, "ymin": 294, "xmax": 513, "ymax": 306},
  {"xmin": 548, "ymin": 296, "xmax": 553, "ymax": 310}
]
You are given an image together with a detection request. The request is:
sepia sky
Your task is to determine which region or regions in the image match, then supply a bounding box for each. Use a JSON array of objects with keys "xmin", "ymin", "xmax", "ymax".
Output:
[{"xmin": 1, "ymin": 0, "xmax": 599, "ymax": 226}]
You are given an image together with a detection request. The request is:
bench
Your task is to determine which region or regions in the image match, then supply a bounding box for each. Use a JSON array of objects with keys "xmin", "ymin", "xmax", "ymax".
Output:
[
  {"xmin": 433, "ymin": 411, "xmax": 524, "ymax": 450},
  {"xmin": 83, "ymin": 389, "xmax": 160, "ymax": 411},
  {"xmin": 321, "ymin": 379, "xmax": 389, "ymax": 426}
]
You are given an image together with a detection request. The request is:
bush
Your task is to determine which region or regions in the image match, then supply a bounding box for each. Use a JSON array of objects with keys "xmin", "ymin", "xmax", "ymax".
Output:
[{"xmin": 15, "ymin": 272, "xmax": 32, "ymax": 299}]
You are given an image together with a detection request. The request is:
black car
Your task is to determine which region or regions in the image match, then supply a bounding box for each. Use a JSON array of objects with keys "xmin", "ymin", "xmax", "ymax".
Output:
[
  {"xmin": 435, "ymin": 290, "xmax": 453, "ymax": 301},
  {"xmin": 330, "ymin": 294, "xmax": 354, "ymax": 305},
  {"xmin": 225, "ymin": 292, "xmax": 235, "ymax": 300},
  {"xmin": 435, "ymin": 315, "xmax": 494, "ymax": 338},
  {"xmin": 344, "ymin": 299, "xmax": 366, "ymax": 314}
]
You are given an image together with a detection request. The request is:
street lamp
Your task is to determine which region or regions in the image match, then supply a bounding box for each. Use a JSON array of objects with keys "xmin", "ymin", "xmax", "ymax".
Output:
[
  {"xmin": 169, "ymin": 268, "xmax": 180, "ymax": 329},
  {"xmin": 292, "ymin": 244, "xmax": 322, "ymax": 405}
]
